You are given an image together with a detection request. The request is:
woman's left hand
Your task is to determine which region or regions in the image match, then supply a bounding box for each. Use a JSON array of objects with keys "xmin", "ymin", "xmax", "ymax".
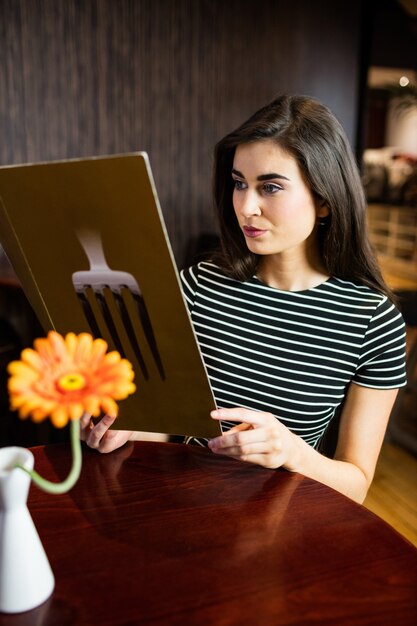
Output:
[{"xmin": 208, "ymin": 407, "xmax": 300, "ymax": 470}]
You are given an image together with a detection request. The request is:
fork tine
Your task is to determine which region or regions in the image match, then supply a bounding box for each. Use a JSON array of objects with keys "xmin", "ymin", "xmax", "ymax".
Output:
[
  {"xmin": 95, "ymin": 289, "xmax": 126, "ymax": 358},
  {"xmin": 76, "ymin": 289, "xmax": 102, "ymax": 339},
  {"xmin": 129, "ymin": 290, "xmax": 165, "ymax": 380},
  {"xmin": 113, "ymin": 290, "xmax": 149, "ymax": 380}
]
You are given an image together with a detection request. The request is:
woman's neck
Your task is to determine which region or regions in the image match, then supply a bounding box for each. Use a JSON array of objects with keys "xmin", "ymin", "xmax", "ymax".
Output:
[{"xmin": 257, "ymin": 250, "xmax": 330, "ymax": 292}]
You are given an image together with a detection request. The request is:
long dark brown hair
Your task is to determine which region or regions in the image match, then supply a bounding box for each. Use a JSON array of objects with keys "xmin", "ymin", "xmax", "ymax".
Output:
[{"xmin": 213, "ymin": 94, "xmax": 394, "ymax": 300}]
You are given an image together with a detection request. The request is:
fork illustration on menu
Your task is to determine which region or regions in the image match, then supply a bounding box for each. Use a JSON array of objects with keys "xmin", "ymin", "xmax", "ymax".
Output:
[{"xmin": 72, "ymin": 230, "xmax": 165, "ymax": 381}]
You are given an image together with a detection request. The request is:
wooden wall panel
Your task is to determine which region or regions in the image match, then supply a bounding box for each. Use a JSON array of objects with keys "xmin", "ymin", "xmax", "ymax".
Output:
[{"xmin": 0, "ymin": 0, "xmax": 364, "ymax": 266}]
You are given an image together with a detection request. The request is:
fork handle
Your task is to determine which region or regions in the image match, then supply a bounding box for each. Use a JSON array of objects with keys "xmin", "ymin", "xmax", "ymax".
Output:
[{"xmin": 76, "ymin": 229, "xmax": 110, "ymax": 270}]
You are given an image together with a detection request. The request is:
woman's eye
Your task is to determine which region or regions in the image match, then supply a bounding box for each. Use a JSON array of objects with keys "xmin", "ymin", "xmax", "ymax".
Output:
[
  {"xmin": 233, "ymin": 179, "xmax": 246, "ymax": 191},
  {"xmin": 263, "ymin": 183, "xmax": 282, "ymax": 194}
]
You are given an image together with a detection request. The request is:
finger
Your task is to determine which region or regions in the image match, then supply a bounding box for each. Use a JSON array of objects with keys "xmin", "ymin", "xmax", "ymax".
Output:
[
  {"xmin": 221, "ymin": 451, "xmax": 283, "ymax": 469},
  {"xmin": 232, "ymin": 453, "xmax": 280, "ymax": 469},
  {"xmin": 79, "ymin": 412, "xmax": 92, "ymax": 428},
  {"xmin": 86, "ymin": 414, "xmax": 117, "ymax": 449},
  {"xmin": 209, "ymin": 441, "xmax": 270, "ymax": 457},
  {"xmin": 211, "ymin": 408, "xmax": 272, "ymax": 428},
  {"xmin": 208, "ymin": 427, "xmax": 271, "ymax": 451},
  {"xmin": 79, "ymin": 413, "xmax": 93, "ymax": 440},
  {"xmin": 225, "ymin": 423, "xmax": 252, "ymax": 435},
  {"xmin": 98, "ymin": 430, "xmax": 133, "ymax": 454}
]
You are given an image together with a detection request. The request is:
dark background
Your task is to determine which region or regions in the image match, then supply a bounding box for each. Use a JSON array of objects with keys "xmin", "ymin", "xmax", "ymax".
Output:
[{"xmin": 0, "ymin": 0, "xmax": 367, "ymax": 267}]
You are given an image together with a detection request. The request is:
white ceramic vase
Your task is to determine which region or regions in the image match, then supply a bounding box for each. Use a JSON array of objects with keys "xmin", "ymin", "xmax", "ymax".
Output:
[{"xmin": 0, "ymin": 446, "xmax": 55, "ymax": 613}]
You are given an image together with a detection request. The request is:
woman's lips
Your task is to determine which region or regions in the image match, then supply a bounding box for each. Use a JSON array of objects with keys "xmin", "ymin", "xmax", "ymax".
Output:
[{"xmin": 242, "ymin": 225, "xmax": 268, "ymax": 238}]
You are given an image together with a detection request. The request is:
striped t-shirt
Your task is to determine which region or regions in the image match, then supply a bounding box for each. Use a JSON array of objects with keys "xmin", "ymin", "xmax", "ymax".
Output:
[{"xmin": 180, "ymin": 261, "xmax": 406, "ymax": 448}]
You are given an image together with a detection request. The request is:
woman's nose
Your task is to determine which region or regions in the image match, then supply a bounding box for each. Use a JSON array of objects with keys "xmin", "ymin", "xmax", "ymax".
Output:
[{"xmin": 237, "ymin": 191, "xmax": 262, "ymax": 217}]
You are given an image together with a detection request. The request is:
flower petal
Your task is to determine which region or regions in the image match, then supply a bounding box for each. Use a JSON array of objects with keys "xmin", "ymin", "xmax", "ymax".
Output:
[
  {"xmin": 83, "ymin": 396, "xmax": 101, "ymax": 417},
  {"xmin": 64, "ymin": 332, "xmax": 78, "ymax": 357},
  {"xmin": 18, "ymin": 399, "xmax": 43, "ymax": 418},
  {"xmin": 20, "ymin": 348, "xmax": 44, "ymax": 371},
  {"xmin": 68, "ymin": 403, "xmax": 84, "ymax": 421},
  {"xmin": 7, "ymin": 360, "xmax": 39, "ymax": 382},
  {"xmin": 103, "ymin": 351, "xmax": 121, "ymax": 366},
  {"xmin": 50, "ymin": 406, "xmax": 69, "ymax": 428},
  {"xmin": 31, "ymin": 408, "xmax": 50, "ymax": 422},
  {"xmin": 112, "ymin": 382, "xmax": 137, "ymax": 399},
  {"xmin": 47, "ymin": 331, "xmax": 68, "ymax": 363},
  {"xmin": 101, "ymin": 397, "xmax": 119, "ymax": 417},
  {"xmin": 8, "ymin": 377, "xmax": 33, "ymax": 393},
  {"xmin": 74, "ymin": 333, "xmax": 93, "ymax": 364},
  {"xmin": 89, "ymin": 338, "xmax": 108, "ymax": 366}
]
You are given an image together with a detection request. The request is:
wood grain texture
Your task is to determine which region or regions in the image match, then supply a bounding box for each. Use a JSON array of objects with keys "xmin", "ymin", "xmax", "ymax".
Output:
[
  {"xmin": 1, "ymin": 441, "xmax": 416, "ymax": 626},
  {"xmin": 0, "ymin": 0, "xmax": 364, "ymax": 266},
  {"xmin": 364, "ymin": 442, "xmax": 417, "ymax": 547}
]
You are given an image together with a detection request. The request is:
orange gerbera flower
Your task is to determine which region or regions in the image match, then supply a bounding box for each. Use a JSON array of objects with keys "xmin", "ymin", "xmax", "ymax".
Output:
[{"xmin": 7, "ymin": 331, "xmax": 136, "ymax": 428}]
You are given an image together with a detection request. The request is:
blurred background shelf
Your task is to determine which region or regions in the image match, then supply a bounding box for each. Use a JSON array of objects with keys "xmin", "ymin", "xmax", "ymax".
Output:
[{"xmin": 368, "ymin": 203, "xmax": 417, "ymax": 263}]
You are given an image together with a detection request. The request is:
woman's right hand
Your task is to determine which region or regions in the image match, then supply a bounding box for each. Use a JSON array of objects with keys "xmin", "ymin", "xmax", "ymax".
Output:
[{"xmin": 80, "ymin": 413, "xmax": 133, "ymax": 454}]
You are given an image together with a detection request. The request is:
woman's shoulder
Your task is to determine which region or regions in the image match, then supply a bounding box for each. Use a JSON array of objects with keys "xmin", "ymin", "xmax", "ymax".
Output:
[
  {"xmin": 324, "ymin": 276, "xmax": 388, "ymax": 305},
  {"xmin": 180, "ymin": 261, "xmax": 229, "ymax": 287},
  {"xmin": 180, "ymin": 261, "xmax": 234, "ymax": 312},
  {"xmin": 327, "ymin": 276, "xmax": 404, "ymax": 327}
]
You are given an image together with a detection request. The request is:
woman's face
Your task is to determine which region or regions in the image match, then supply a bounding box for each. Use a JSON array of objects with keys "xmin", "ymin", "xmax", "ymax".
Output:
[{"xmin": 232, "ymin": 140, "xmax": 328, "ymax": 261}]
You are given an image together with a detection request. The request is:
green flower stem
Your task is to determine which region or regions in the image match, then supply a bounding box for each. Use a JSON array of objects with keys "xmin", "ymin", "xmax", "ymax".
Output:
[{"xmin": 16, "ymin": 419, "xmax": 82, "ymax": 494}]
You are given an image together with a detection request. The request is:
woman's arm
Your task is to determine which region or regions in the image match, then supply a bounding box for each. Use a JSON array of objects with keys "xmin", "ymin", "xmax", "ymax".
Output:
[{"xmin": 208, "ymin": 383, "xmax": 399, "ymax": 503}]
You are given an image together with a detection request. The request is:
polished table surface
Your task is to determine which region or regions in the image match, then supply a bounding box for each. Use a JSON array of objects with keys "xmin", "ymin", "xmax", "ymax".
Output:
[{"xmin": 1, "ymin": 441, "xmax": 417, "ymax": 625}]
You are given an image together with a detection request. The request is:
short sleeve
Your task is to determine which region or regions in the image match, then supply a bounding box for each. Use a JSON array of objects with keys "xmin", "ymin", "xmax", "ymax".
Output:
[
  {"xmin": 354, "ymin": 297, "xmax": 407, "ymax": 389},
  {"xmin": 180, "ymin": 265, "xmax": 200, "ymax": 314}
]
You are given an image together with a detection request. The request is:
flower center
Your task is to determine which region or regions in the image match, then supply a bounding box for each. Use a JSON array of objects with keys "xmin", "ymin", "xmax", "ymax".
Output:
[{"xmin": 57, "ymin": 372, "xmax": 87, "ymax": 392}]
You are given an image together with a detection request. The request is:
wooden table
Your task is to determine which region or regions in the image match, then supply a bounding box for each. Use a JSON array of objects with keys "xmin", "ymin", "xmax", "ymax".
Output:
[{"xmin": 1, "ymin": 441, "xmax": 417, "ymax": 625}]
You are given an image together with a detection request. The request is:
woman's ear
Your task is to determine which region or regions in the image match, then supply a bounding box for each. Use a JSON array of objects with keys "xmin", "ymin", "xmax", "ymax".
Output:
[{"xmin": 317, "ymin": 200, "xmax": 330, "ymax": 218}]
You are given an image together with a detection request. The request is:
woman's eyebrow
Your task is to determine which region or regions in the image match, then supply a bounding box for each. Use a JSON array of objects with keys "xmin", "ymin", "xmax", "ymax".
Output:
[{"xmin": 231, "ymin": 168, "xmax": 289, "ymax": 181}]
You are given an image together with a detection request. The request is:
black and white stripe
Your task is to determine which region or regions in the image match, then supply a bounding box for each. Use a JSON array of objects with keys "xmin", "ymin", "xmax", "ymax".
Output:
[{"xmin": 181, "ymin": 262, "xmax": 406, "ymax": 448}]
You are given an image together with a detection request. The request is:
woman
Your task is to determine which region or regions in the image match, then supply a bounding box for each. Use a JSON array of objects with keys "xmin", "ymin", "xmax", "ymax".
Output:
[{"xmin": 81, "ymin": 95, "xmax": 406, "ymax": 503}]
